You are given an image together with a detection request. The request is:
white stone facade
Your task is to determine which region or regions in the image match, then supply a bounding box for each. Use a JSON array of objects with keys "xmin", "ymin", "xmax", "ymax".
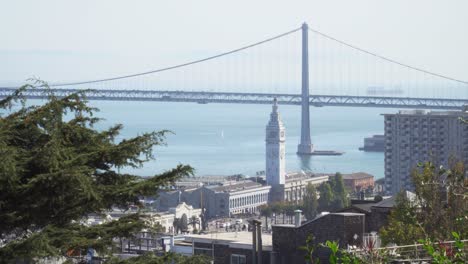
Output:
[
  {"xmin": 283, "ymin": 173, "xmax": 329, "ymax": 203},
  {"xmin": 266, "ymin": 99, "xmax": 286, "ymax": 186}
]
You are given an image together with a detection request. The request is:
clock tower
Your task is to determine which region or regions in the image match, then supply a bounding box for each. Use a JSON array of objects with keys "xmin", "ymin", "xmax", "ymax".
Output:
[{"xmin": 266, "ymin": 98, "xmax": 286, "ymax": 186}]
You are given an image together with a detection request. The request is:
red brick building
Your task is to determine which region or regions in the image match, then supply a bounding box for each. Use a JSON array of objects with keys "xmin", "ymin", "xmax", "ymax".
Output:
[{"xmin": 342, "ymin": 172, "xmax": 374, "ymax": 191}]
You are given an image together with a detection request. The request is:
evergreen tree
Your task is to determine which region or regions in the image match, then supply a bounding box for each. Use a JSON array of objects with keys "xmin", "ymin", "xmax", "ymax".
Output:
[
  {"xmin": 332, "ymin": 172, "xmax": 348, "ymax": 208},
  {"xmin": 330, "ymin": 198, "xmax": 344, "ymax": 211},
  {"xmin": 317, "ymin": 182, "xmax": 334, "ymax": 212},
  {"xmin": 0, "ymin": 83, "xmax": 195, "ymax": 262},
  {"xmin": 180, "ymin": 214, "xmax": 189, "ymax": 232},
  {"xmin": 379, "ymin": 191, "xmax": 424, "ymax": 245},
  {"xmin": 302, "ymin": 183, "xmax": 318, "ymax": 220}
]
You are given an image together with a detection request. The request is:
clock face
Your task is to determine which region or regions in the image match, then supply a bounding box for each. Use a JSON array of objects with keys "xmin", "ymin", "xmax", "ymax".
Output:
[
  {"xmin": 269, "ymin": 131, "xmax": 277, "ymax": 138},
  {"xmin": 281, "ymin": 131, "xmax": 285, "ymax": 137}
]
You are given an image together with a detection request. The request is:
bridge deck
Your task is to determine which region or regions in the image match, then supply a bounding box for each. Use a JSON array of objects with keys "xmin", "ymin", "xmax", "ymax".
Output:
[{"xmin": 0, "ymin": 88, "xmax": 466, "ymax": 110}]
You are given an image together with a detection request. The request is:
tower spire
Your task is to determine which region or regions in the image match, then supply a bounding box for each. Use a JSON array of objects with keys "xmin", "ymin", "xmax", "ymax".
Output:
[{"xmin": 266, "ymin": 98, "xmax": 286, "ymax": 186}]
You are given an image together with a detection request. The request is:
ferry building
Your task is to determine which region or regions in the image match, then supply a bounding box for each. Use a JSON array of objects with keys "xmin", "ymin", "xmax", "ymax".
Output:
[{"xmin": 154, "ymin": 99, "xmax": 328, "ymax": 218}]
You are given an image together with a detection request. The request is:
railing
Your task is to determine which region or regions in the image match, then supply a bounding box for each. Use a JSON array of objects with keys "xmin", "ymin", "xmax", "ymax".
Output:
[
  {"xmin": 1, "ymin": 87, "xmax": 467, "ymax": 109},
  {"xmin": 349, "ymin": 239, "xmax": 468, "ymax": 262}
]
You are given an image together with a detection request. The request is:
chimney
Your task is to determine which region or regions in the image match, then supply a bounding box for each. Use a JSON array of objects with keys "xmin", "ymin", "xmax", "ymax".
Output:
[
  {"xmin": 294, "ymin": 209, "xmax": 302, "ymax": 227},
  {"xmin": 251, "ymin": 220, "xmax": 257, "ymax": 264},
  {"xmin": 250, "ymin": 219, "xmax": 263, "ymax": 264}
]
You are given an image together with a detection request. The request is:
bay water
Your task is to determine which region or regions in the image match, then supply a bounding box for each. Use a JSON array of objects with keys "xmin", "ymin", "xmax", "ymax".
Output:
[{"xmin": 87, "ymin": 101, "xmax": 389, "ymax": 179}]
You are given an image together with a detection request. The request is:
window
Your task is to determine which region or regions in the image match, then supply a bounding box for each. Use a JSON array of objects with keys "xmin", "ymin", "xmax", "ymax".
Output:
[{"xmin": 231, "ymin": 254, "xmax": 247, "ymax": 264}]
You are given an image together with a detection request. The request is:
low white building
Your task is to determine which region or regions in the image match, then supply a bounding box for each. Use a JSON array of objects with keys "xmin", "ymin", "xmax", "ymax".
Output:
[{"xmin": 87, "ymin": 202, "xmax": 201, "ymax": 234}]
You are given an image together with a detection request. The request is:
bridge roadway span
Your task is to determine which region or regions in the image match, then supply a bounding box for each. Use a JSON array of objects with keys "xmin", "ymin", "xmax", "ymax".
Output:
[{"xmin": 0, "ymin": 88, "xmax": 467, "ymax": 110}]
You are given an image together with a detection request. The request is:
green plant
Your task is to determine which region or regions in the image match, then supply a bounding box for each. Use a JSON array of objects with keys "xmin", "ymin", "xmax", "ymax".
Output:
[
  {"xmin": 299, "ymin": 235, "xmax": 320, "ymax": 264},
  {"xmin": 0, "ymin": 82, "xmax": 195, "ymax": 263},
  {"xmin": 339, "ymin": 251, "xmax": 361, "ymax": 264},
  {"xmin": 420, "ymin": 232, "xmax": 467, "ymax": 264},
  {"xmin": 324, "ymin": 240, "xmax": 339, "ymax": 264}
]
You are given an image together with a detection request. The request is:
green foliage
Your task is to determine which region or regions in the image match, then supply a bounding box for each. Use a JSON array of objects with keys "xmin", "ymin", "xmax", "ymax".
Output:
[
  {"xmin": 316, "ymin": 173, "xmax": 349, "ymax": 213},
  {"xmin": 180, "ymin": 214, "xmax": 188, "ymax": 232},
  {"xmin": 189, "ymin": 215, "xmax": 200, "ymax": 231},
  {"xmin": 379, "ymin": 191, "xmax": 424, "ymax": 245},
  {"xmin": 419, "ymin": 232, "xmax": 467, "ymax": 264},
  {"xmin": 325, "ymin": 240, "xmax": 339, "ymax": 264},
  {"xmin": 107, "ymin": 252, "xmax": 211, "ymax": 264},
  {"xmin": 373, "ymin": 195, "xmax": 383, "ymax": 202},
  {"xmin": 173, "ymin": 218, "xmax": 181, "ymax": 234},
  {"xmin": 299, "ymin": 235, "xmax": 320, "ymax": 264},
  {"xmin": 302, "ymin": 183, "xmax": 318, "ymax": 220},
  {"xmin": 259, "ymin": 204, "xmax": 272, "ymax": 229},
  {"xmin": 0, "ymin": 82, "xmax": 194, "ymax": 262},
  {"xmin": 300, "ymin": 233, "xmax": 390, "ymax": 264},
  {"xmin": 318, "ymin": 182, "xmax": 334, "ymax": 212},
  {"xmin": 380, "ymin": 161, "xmax": 468, "ymax": 245}
]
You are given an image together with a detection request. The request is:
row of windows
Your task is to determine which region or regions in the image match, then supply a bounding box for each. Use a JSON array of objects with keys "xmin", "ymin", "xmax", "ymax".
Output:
[{"xmin": 229, "ymin": 193, "xmax": 268, "ymax": 209}]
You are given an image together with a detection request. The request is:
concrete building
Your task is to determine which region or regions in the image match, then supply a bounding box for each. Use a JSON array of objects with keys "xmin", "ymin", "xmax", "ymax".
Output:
[
  {"xmin": 281, "ymin": 172, "xmax": 329, "ymax": 203},
  {"xmin": 155, "ymin": 180, "xmax": 271, "ymax": 219},
  {"xmin": 383, "ymin": 109, "xmax": 468, "ymax": 194},
  {"xmin": 202, "ymin": 180, "xmax": 271, "ymax": 218}
]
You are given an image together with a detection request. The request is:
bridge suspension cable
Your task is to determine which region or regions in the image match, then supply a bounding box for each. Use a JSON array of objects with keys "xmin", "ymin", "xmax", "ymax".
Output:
[
  {"xmin": 308, "ymin": 27, "xmax": 468, "ymax": 85},
  {"xmin": 49, "ymin": 27, "xmax": 301, "ymax": 87}
]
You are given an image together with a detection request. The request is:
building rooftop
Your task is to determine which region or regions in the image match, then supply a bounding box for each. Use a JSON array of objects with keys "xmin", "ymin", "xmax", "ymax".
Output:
[
  {"xmin": 342, "ymin": 172, "xmax": 374, "ymax": 180},
  {"xmin": 285, "ymin": 172, "xmax": 328, "ymax": 182},
  {"xmin": 185, "ymin": 231, "xmax": 272, "ymax": 250},
  {"xmin": 383, "ymin": 109, "xmax": 468, "ymax": 116},
  {"xmin": 205, "ymin": 180, "xmax": 268, "ymax": 193},
  {"xmin": 377, "ymin": 191, "xmax": 416, "ymax": 208},
  {"xmin": 349, "ymin": 203, "xmax": 376, "ymax": 213}
]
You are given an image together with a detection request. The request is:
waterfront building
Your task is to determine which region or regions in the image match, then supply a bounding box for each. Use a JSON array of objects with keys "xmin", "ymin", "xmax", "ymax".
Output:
[
  {"xmin": 359, "ymin": 135, "xmax": 385, "ymax": 152},
  {"xmin": 281, "ymin": 172, "xmax": 329, "ymax": 203},
  {"xmin": 155, "ymin": 180, "xmax": 271, "ymax": 218},
  {"xmin": 154, "ymin": 99, "xmax": 332, "ymax": 217},
  {"xmin": 265, "ymin": 98, "xmax": 286, "ymax": 186},
  {"xmin": 201, "ymin": 180, "xmax": 271, "ymax": 218},
  {"xmin": 267, "ymin": 99, "xmax": 329, "ymax": 202},
  {"xmin": 383, "ymin": 109, "xmax": 468, "ymax": 194},
  {"xmin": 342, "ymin": 172, "xmax": 375, "ymax": 192},
  {"xmin": 155, "ymin": 187, "xmax": 204, "ymax": 212}
]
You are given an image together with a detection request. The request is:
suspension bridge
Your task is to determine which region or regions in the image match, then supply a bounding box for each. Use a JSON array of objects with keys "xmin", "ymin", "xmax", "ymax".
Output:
[{"xmin": 1, "ymin": 22, "xmax": 467, "ymax": 154}]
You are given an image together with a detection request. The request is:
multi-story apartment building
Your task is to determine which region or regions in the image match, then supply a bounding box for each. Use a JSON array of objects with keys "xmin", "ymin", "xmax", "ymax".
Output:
[{"xmin": 383, "ymin": 109, "xmax": 468, "ymax": 195}]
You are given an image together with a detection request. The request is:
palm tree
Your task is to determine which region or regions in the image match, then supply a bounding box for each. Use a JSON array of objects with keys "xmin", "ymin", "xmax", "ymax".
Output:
[
  {"xmin": 189, "ymin": 215, "xmax": 200, "ymax": 231},
  {"xmin": 259, "ymin": 205, "xmax": 272, "ymax": 230}
]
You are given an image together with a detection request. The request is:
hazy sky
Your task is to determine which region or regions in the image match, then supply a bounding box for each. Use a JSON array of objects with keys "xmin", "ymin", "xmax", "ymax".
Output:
[{"xmin": 1, "ymin": 0, "xmax": 467, "ymax": 85}]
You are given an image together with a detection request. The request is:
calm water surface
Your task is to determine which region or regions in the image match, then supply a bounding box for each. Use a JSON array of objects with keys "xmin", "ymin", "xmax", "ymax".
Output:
[{"xmin": 86, "ymin": 101, "xmax": 389, "ymax": 179}]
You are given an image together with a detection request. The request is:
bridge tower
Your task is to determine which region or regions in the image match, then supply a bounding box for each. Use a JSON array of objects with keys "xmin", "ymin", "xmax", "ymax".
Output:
[{"xmin": 297, "ymin": 22, "xmax": 314, "ymax": 155}]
